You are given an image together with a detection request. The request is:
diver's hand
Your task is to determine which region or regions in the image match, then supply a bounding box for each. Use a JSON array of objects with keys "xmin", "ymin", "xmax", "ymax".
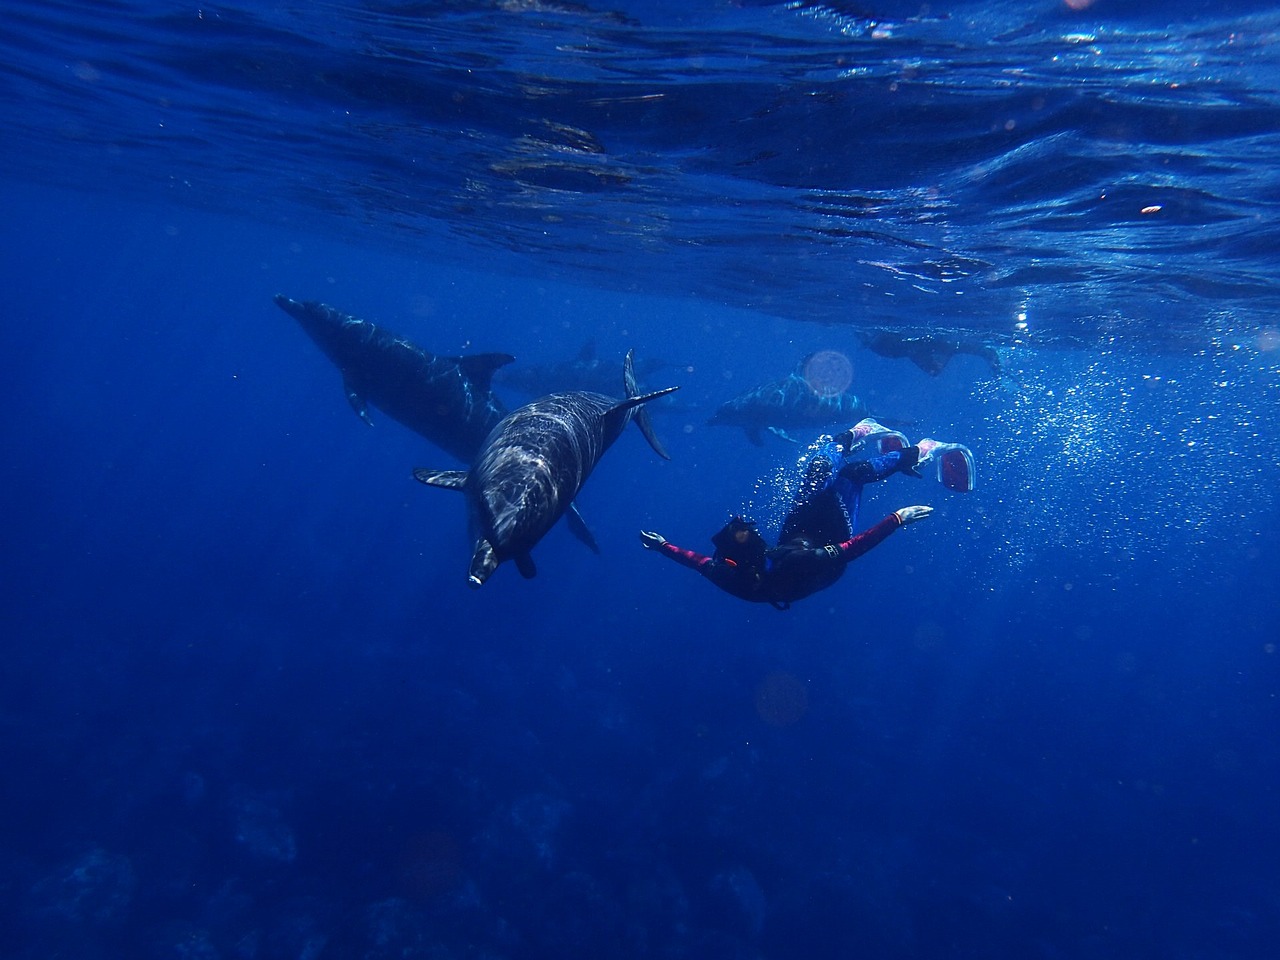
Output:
[
  {"xmin": 894, "ymin": 505, "xmax": 933, "ymax": 525},
  {"xmin": 639, "ymin": 530, "xmax": 667, "ymax": 550}
]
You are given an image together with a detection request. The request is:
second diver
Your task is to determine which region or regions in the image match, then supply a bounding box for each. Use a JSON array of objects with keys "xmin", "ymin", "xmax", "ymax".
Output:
[{"xmin": 639, "ymin": 419, "xmax": 975, "ymax": 610}]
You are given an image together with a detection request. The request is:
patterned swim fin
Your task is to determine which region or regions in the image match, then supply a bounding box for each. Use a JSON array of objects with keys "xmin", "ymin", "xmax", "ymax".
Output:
[{"xmin": 917, "ymin": 439, "xmax": 976, "ymax": 493}]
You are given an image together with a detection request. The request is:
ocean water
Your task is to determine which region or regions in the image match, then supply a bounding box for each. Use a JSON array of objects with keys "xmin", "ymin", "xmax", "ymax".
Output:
[{"xmin": 2, "ymin": 2, "xmax": 1278, "ymax": 959}]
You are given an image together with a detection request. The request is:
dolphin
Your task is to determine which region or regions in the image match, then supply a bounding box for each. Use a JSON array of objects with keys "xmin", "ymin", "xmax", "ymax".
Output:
[
  {"xmin": 274, "ymin": 295, "xmax": 513, "ymax": 463},
  {"xmin": 707, "ymin": 355, "xmax": 872, "ymax": 445},
  {"xmin": 414, "ymin": 350, "xmax": 678, "ymax": 587},
  {"xmin": 496, "ymin": 340, "xmax": 676, "ymax": 397},
  {"xmin": 857, "ymin": 330, "xmax": 1002, "ymax": 378}
]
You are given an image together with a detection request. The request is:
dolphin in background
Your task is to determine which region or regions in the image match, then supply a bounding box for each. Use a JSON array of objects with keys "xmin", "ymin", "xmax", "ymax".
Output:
[
  {"xmin": 496, "ymin": 340, "xmax": 676, "ymax": 397},
  {"xmin": 274, "ymin": 295, "xmax": 514, "ymax": 463},
  {"xmin": 415, "ymin": 350, "xmax": 678, "ymax": 587},
  {"xmin": 707, "ymin": 354, "xmax": 872, "ymax": 445},
  {"xmin": 857, "ymin": 330, "xmax": 1002, "ymax": 378}
]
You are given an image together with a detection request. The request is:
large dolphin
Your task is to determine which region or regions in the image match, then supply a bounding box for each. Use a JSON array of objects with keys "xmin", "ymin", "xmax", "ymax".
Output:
[
  {"xmin": 415, "ymin": 350, "xmax": 678, "ymax": 587},
  {"xmin": 274, "ymin": 295, "xmax": 513, "ymax": 463},
  {"xmin": 707, "ymin": 354, "xmax": 871, "ymax": 445}
]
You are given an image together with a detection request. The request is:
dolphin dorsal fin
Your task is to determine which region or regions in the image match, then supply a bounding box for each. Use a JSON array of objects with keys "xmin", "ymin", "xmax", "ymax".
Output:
[
  {"xmin": 413, "ymin": 468, "xmax": 467, "ymax": 490},
  {"xmin": 455, "ymin": 353, "xmax": 516, "ymax": 390}
]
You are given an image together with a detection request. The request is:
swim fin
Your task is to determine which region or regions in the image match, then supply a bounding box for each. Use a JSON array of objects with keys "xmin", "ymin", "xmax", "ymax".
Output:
[
  {"xmin": 846, "ymin": 417, "xmax": 909, "ymax": 456},
  {"xmin": 916, "ymin": 439, "xmax": 976, "ymax": 493}
]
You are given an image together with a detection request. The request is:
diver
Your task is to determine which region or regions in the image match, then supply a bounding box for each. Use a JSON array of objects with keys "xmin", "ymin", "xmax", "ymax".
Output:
[{"xmin": 639, "ymin": 419, "xmax": 974, "ymax": 609}]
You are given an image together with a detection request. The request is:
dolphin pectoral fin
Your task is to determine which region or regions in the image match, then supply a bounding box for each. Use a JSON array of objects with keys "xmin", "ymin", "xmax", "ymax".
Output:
[
  {"xmin": 768, "ymin": 426, "xmax": 801, "ymax": 443},
  {"xmin": 413, "ymin": 468, "xmax": 468, "ymax": 490},
  {"xmin": 565, "ymin": 502, "xmax": 601, "ymax": 554},
  {"xmin": 468, "ymin": 539, "xmax": 499, "ymax": 588},
  {"xmin": 344, "ymin": 379, "xmax": 373, "ymax": 426},
  {"xmin": 455, "ymin": 353, "xmax": 516, "ymax": 391},
  {"xmin": 745, "ymin": 427, "xmax": 764, "ymax": 446},
  {"xmin": 514, "ymin": 552, "xmax": 537, "ymax": 579}
]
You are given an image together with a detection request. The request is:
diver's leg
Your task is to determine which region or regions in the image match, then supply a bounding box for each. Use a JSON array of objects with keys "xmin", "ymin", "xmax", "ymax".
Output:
[
  {"xmin": 839, "ymin": 447, "xmax": 920, "ymax": 486},
  {"xmin": 781, "ymin": 435, "xmax": 876, "ymax": 543},
  {"xmin": 781, "ymin": 431, "xmax": 912, "ymax": 544},
  {"xmin": 780, "ymin": 487, "xmax": 855, "ymax": 545},
  {"xmin": 791, "ymin": 448, "xmax": 837, "ymax": 503}
]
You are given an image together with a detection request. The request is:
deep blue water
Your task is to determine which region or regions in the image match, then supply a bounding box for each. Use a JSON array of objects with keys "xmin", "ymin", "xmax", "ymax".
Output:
[{"xmin": 3, "ymin": 2, "xmax": 1279, "ymax": 959}]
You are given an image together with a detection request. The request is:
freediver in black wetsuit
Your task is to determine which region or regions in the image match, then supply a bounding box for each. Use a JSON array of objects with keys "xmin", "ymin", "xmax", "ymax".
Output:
[{"xmin": 640, "ymin": 419, "xmax": 974, "ymax": 609}]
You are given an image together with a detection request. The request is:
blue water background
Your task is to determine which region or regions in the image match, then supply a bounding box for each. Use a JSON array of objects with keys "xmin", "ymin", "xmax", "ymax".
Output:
[{"xmin": 3, "ymin": 2, "xmax": 1280, "ymax": 958}]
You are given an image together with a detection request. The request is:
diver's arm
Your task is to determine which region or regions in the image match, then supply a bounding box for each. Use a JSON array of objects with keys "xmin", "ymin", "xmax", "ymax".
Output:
[
  {"xmin": 640, "ymin": 531, "xmax": 713, "ymax": 572},
  {"xmin": 642, "ymin": 531, "xmax": 763, "ymax": 603},
  {"xmin": 834, "ymin": 514, "xmax": 901, "ymax": 561},
  {"xmin": 833, "ymin": 506, "xmax": 933, "ymax": 562},
  {"xmin": 659, "ymin": 540, "xmax": 715, "ymax": 572}
]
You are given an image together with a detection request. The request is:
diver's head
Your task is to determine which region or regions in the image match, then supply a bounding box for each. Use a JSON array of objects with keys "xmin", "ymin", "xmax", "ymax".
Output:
[{"xmin": 711, "ymin": 515, "xmax": 768, "ymax": 567}]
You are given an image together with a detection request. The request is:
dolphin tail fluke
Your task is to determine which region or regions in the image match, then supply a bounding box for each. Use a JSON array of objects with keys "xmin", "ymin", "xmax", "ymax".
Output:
[
  {"xmin": 623, "ymin": 348, "xmax": 641, "ymax": 399},
  {"xmin": 455, "ymin": 353, "xmax": 516, "ymax": 391},
  {"xmin": 468, "ymin": 539, "xmax": 500, "ymax": 588},
  {"xmin": 635, "ymin": 406, "xmax": 671, "ymax": 460},
  {"xmin": 413, "ymin": 468, "xmax": 468, "ymax": 490},
  {"xmin": 620, "ymin": 349, "xmax": 679, "ymax": 460},
  {"xmin": 611, "ymin": 387, "xmax": 679, "ymax": 460}
]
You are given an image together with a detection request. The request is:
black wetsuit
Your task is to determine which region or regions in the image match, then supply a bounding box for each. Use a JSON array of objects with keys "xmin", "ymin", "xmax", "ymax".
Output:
[
  {"xmin": 654, "ymin": 512, "xmax": 904, "ymax": 608},
  {"xmin": 655, "ymin": 445, "xmax": 915, "ymax": 608}
]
